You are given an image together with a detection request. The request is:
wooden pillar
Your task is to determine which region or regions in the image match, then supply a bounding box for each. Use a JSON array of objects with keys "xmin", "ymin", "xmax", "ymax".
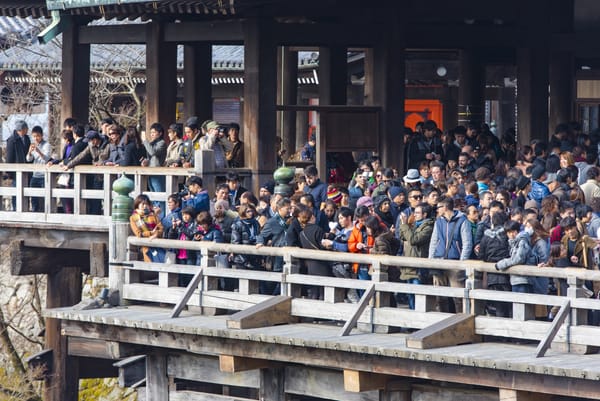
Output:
[
  {"xmin": 278, "ymin": 46, "xmax": 298, "ymax": 161},
  {"xmin": 365, "ymin": 16, "xmax": 405, "ymax": 172},
  {"xmin": 259, "ymin": 368, "xmax": 285, "ymax": 401},
  {"xmin": 44, "ymin": 267, "xmax": 82, "ymax": 401},
  {"xmin": 549, "ymin": 52, "xmax": 573, "ymax": 132},
  {"xmin": 517, "ymin": 47, "xmax": 549, "ymax": 145},
  {"xmin": 61, "ymin": 16, "xmax": 90, "ymax": 125},
  {"xmin": 318, "ymin": 46, "xmax": 347, "ymax": 105},
  {"xmin": 458, "ymin": 49, "xmax": 485, "ymax": 126},
  {"xmin": 146, "ymin": 352, "xmax": 169, "ymax": 400},
  {"xmin": 243, "ymin": 17, "xmax": 277, "ymax": 194},
  {"xmin": 146, "ymin": 21, "xmax": 177, "ymax": 130},
  {"xmin": 296, "ymin": 95, "xmax": 309, "ymax": 151},
  {"xmin": 184, "ymin": 43, "xmax": 213, "ymax": 122}
]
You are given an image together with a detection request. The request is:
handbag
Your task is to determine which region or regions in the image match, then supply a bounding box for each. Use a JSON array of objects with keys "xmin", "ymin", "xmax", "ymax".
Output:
[
  {"xmin": 214, "ymin": 253, "xmax": 230, "ymax": 268},
  {"xmin": 164, "ymin": 250, "xmax": 176, "ymax": 264},
  {"xmin": 331, "ymin": 262, "xmax": 351, "ymax": 278},
  {"xmin": 57, "ymin": 173, "xmax": 70, "ymax": 187}
]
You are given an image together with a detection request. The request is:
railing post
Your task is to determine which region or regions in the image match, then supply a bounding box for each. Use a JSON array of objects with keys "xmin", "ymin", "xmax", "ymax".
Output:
[
  {"xmin": 566, "ymin": 275, "xmax": 587, "ymax": 325},
  {"xmin": 283, "ymin": 252, "xmax": 301, "ymax": 298},
  {"xmin": 109, "ymin": 174, "xmax": 134, "ymax": 306},
  {"xmin": 465, "ymin": 266, "xmax": 484, "ymax": 315},
  {"xmin": 358, "ymin": 261, "xmax": 391, "ymax": 333},
  {"xmin": 195, "ymin": 149, "xmax": 216, "ymax": 197}
]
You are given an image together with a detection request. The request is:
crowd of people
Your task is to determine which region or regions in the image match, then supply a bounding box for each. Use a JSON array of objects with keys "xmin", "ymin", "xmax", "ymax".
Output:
[
  {"xmin": 7, "ymin": 114, "xmax": 600, "ymax": 320},
  {"xmin": 4, "ymin": 116, "xmax": 244, "ymax": 214},
  {"xmin": 127, "ymin": 118, "xmax": 600, "ymax": 323}
]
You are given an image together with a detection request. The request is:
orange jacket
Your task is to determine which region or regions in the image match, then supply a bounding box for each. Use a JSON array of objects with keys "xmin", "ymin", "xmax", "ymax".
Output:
[{"xmin": 348, "ymin": 222, "xmax": 374, "ymax": 273}]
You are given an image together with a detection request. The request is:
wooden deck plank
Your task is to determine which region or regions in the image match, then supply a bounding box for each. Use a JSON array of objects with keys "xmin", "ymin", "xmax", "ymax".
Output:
[{"xmin": 45, "ymin": 305, "xmax": 600, "ymax": 382}]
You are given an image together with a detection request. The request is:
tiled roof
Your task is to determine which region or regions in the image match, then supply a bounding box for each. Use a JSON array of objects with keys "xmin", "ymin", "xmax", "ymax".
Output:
[{"xmin": 0, "ymin": 17, "xmax": 319, "ymax": 72}]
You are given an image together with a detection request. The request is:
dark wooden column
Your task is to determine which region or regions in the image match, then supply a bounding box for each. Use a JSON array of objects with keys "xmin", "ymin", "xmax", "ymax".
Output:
[
  {"xmin": 184, "ymin": 43, "xmax": 213, "ymax": 121},
  {"xmin": 259, "ymin": 368, "xmax": 285, "ymax": 400},
  {"xmin": 243, "ymin": 17, "xmax": 277, "ymax": 193},
  {"xmin": 458, "ymin": 49, "xmax": 485, "ymax": 126},
  {"xmin": 146, "ymin": 21, "xmax": 177, "ymax": 129},
  {"xmin": 517, "ymin": 0, "xmax": 550, "ymax": 145},
  {"xmin": 277, "ymin": 46, "xmax": 298, "ymax": 158},
  {"xmin": 365, "ymin": 17, "xmax": 405, "ymax": 172},
  {"xmin": 61, "ymin": 16, "xmax": 90, "ymax": 125},
  {"xmin": 549, "ymin": 52, "xmax": 573, "ymax": 131},
  {"xmin": 517, "ymin": 47, "xmax": 549, "ymax": 145},
  {"xmin": 318, "ymin": 46, "xmax": 347, "ymax": 105},
  {"xmin": 549, "ymin": 0, "xmax": 574, "ymax": 131},
  {"xmin": 44, "ymin": 267, "xmax": 82, "ymax": 401}
]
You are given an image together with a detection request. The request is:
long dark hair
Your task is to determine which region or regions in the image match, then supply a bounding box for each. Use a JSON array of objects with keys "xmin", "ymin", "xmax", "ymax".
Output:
[{"xmin": 124, "ymin": 126, "xmax": 142, "ymax": 147}]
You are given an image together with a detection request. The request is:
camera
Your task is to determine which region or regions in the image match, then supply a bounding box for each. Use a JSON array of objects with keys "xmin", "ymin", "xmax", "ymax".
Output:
[{"xmin": 178, "ymin": 186, "xmax": 189, "ymax": 198}]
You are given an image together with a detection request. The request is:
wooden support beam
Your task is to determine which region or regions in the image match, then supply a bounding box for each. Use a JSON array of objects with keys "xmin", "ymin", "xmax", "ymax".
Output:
[
  {"xmin": 9, "ymin": 239, "xmax": 90, "ymax": 275},
  {"xmin": 242, "ymin": 17, "xmax": 278, "ymax": 194},
  {"xmin": 183, "ymin": 43, "xmax": 212, "ymax": 122},
  {"xmin": 226, "ymin": 295, "xmax": 293, "ymax": 330},
  {"xmin": 44, "ymin": 266, "xmax": 82, "ymax": 401},
  {"xmin": 164, "ymin": 20, "xmax": 243, "ymax": 43},
  {"xmin": 90, "ymin": 242, "xmax": 108, "ymax": 277},
  {"xmin": 169, "ymin": 353, "xmax": 259, "ymax": 388},
  {"xmin": 170, "ymin": 267, "xmax": 203, "ymax": 318},
  {"xmin": 343, "ymin": 369, "xmax": 388, "ymax": 392},
  {"xmin": 259, "ymin": 368, "xmax": 285, "ymax": 401},
  {"xmin": 499, "ymin": 389, "xmax": 552, "ymax": 401},
  {"xmin": 145, "ymin": 21, "xmax": 177, "ymax": 132},
  {"xmin": 114, "ymin": 355, "xmax": 146, "ymax": 388},
  {"xmin": 406, "ymin": 314, "xmax": 480, "ymax": 349},
  {"xmin": 68, "ymin": 337, "xmax": 143, "ymax": 359},
  {"xmin": 79, "ymin": 24, "xmax": 146, "ymax": 44},
  {"xmin": 219, "ymin": 355, "xmax": 271, "ymax": 373},
  {"xmin": 535, "ymin": 299, "xmax": 570, "ymax": 358},
  {"xmin": 61, "ymin": 15, "xmax": 90, "ymax": 129},
  {"xmin": 146, "ymin": 352, "xmax": 168, "ymax": 400},
  {"xmin": 25, "ymin": 349, "xmax": 52, "ymax": 380},
  {"xmin": 339, "ymin": 283, "xmax": 375, "ymax": 336}
]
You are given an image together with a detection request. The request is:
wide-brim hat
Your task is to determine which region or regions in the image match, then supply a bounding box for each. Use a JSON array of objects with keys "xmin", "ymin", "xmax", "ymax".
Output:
[{"xmin": 403, "ymin": 168, "xmax": 421, "ymax": 183}]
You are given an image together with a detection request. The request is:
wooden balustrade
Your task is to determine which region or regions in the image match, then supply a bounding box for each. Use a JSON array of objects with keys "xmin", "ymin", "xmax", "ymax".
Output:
[
  {"xmin": 125, "ymin": 236, "xmax": 600, "ymax": 348},
  {"xmin": 0, "ymin": 162, "xmax": 251, "ymax": 229}
]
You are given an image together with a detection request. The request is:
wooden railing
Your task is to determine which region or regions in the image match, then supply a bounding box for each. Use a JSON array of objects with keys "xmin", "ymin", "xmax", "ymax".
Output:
[
  {"xmin": 0, "ymin": 162, "xmax": 251, "ymax": 229},
  {"xmin": 125, "ymin": 236, "xmax": 600, "ymax": 350}
]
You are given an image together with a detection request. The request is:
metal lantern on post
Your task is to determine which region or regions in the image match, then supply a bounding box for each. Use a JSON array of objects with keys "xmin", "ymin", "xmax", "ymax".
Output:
[
  {"xmin": 111, "ymin": 173, "xmax": 134, "ymax": 222},
  {"xmin": 273, "ymin": 164, "xmax": 295, "ymax": 197}
]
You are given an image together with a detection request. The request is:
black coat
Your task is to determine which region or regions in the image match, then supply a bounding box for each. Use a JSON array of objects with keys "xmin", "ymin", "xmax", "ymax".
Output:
[
  {"xmin": 299, "ymin": 223, "xmax": 331, "ymax": 277},
  {"xmin": 478, "ymin": 225, "xmax": 510, "ymax": 286},
  {"xmin": 6, "ymin": 131, "xmax": 30, "ymax": 164}
]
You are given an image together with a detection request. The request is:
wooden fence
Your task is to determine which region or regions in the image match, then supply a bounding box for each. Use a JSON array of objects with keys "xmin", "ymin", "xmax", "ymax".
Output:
[
  {"xmin": 126, "ymin": 236, "xmax": 600, "ymax": 350},
  {"xmin": 0, "ymin": 162, "xmax": 251, "ymax": 229}
]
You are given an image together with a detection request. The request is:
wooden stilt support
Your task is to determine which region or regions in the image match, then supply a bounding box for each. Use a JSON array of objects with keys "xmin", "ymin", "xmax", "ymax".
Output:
[
  {"xmin": 344, "ymin": 369, "xmax": 389, "ymax": 392},
  {"xmin": 219, "ymin": 355, "xmax": 271, "ymax": 373},
  {"xmin": 406, "ymin": 313, "xmax": 480, "ymax": 349},
  {"xmin": 226, "ymin": 295, "xmax": 293, "ymax": 329}
]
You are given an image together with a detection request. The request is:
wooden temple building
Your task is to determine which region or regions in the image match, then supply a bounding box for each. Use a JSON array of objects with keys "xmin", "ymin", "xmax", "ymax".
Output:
[{"xmin": 3, "ymin": 1, "xmax": 600, "ymax": 400}]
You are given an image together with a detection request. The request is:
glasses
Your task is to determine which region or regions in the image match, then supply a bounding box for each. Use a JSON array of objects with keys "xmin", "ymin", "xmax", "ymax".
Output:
[
  {"xmin": 437, "ymin": 205, "xmax": 445, "ymax": 210},
  {"xmin": 376, "ymin": 174, "xmax": 382, "ymax": 178},
  {"xmin": 410, "ymin": 195, "xmax": 422, "ymax": 200}
]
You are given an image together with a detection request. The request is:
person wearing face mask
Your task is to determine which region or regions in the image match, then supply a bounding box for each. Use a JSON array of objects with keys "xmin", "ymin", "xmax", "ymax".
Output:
[{"xmin": 130, "ymin": 194, "xmax": 164, "ymax": 263}]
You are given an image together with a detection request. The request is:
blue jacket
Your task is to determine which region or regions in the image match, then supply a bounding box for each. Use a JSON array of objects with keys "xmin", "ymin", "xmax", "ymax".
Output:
[
  {"xmin": 428, "ymin": 211, "xmax": 472, "ymax": 260},
  {"xmin": 528, "ymin": 181, "xmax": 550, "ymax": 207},
  {"xmin": 182, "ymin": 190, "xmax": 209, "ymax": 213}
]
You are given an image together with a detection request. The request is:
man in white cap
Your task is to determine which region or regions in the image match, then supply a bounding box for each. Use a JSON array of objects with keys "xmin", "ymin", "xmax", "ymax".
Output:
[{"xmin": 199, "ymin": 120, "xmax": 227, "ymax": 169}]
